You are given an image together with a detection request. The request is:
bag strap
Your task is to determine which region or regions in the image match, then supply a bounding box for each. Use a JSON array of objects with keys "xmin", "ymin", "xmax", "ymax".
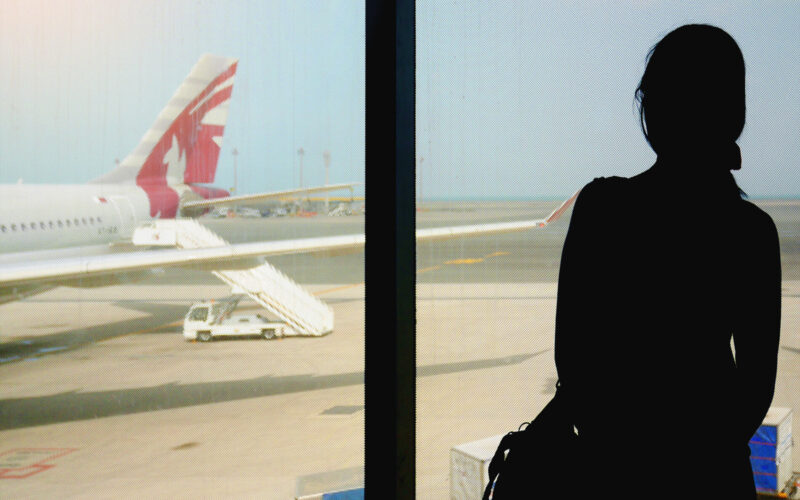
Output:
[
  {"xmin": 553, "ymin": 379, "xmax": 572, "ymax": 418},
  {"xmin": 482, "ymin": 380, "xmax": 568, "ymax": 500},
  {"xmin": 483, "ymin": 430, "xmax": 519, "ymax": 500}
]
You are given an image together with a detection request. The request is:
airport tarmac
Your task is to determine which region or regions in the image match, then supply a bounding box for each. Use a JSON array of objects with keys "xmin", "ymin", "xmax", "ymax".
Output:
[{"xmin": 1, "ymin": 200, "xmax": 799, "ymax": 498}]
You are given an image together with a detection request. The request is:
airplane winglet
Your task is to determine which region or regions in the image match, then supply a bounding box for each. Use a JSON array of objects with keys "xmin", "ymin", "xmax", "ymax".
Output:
[{"xmin": 544, "ymin": 189, "xmax": 581, "ymax": 225}]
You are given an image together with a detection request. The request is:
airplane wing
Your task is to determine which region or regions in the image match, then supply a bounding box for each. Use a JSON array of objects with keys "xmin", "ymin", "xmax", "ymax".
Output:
[
  {"xmin": 0, "ymin": 190, "xmax": 578, "ymax": 290},
  {"xmin": 417, "ymin": 189, "xmax": 579, "ymax": 241},
  {"xmin": 181, "ymin": 183, "xmax": 361, "ymax": 212}
]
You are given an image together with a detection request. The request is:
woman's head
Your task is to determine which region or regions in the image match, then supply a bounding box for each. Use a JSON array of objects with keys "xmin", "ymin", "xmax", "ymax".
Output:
[{"xmin": 635, "ymin": 24, "xmax": 745, "ymax": 158}]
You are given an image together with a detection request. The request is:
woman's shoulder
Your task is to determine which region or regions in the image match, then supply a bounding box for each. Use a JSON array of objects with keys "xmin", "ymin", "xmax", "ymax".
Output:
[
  {"xmin": 574, "ymin": 176, "xmax": 630, "ymax": 206},
  {"xmin": 566, "ymin": 177, "xmax": 632, "ymax": 228},
  {"xmin": 583, "ymin": 175, "xmax": 630, "ymax": 192},
  {"xmin": 738, "ymin": 199, "xmax": 779, "ymax": 240},
  {"xmin": 739, "ymin": 198, "xmax": 773, "ymax": 220}
]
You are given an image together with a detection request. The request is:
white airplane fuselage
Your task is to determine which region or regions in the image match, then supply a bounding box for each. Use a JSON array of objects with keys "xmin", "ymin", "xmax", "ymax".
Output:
[{"xmin": 0, "ymin": 184, "xmax": 153, "ymax": 256}]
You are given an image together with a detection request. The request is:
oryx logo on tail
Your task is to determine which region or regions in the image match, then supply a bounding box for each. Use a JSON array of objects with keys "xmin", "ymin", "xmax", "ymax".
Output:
[{"xmin": 91, "ymin": 55, "xmax": 238, "ymax": 218}]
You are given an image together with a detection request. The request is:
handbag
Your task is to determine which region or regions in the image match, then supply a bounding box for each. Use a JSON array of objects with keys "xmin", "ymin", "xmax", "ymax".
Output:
[{"xmin": 483, "ymin": 381, "xmax": 579, "ymax": 499}]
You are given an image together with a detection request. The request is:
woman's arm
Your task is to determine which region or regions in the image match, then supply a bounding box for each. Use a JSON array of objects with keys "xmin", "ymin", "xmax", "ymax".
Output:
[
  {"xmin": 554, "ymin": 179, "xmax": 601, "ymax": 389},
  {"xmin": 732, "ymin": 209, "xmax": 781, "ymax": 444}
]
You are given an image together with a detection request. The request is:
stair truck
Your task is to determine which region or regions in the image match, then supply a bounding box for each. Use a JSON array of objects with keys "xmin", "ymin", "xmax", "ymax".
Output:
[{"xmin": 183, "ymin": 295, "xmax": 292, "ymax": 342}]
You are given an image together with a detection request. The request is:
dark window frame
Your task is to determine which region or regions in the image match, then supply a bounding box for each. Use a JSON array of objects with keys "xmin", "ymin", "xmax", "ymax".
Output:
[{"xmin": 365, "ymin": 0, "xmax": 415, "ymax": 497}]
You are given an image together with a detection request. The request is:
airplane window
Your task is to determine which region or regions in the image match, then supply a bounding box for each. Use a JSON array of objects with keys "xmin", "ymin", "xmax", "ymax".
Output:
[
  {"xmin": 1, "ymin": 225, "xmax": 6, "ymax": 233},
  {"xmin": 40, "ymin": 222, "xmax": 46, "ymax": 230},
  {"xmin": 65, "ymin": 220, "xmax": 71, "ymax": 227},
  {"xmin": 74, "ymin": 218, "xmax": 79, "ymax": 226},
  {"xmin": 29, "ymin": 222, "xmax": 35, "ymax": 230},
  {"xmin": 20, "ymin": 223, "xmax": 26, "ymax": 231},
  {"xmin": 57, "ymin": 220, "xmax": 63, "ymax": 228},
  {"xmin": 49, "ymin": 221, "xmax": 54, "ymax": 229},
  {"xmin": 82, "ymin": 217, "xmax": 87, "ymax": 225},
  {"xmin": 97, "ymin": 216, "xmax": 102, "ymax": 223},
  {"xmin": 89, "ymin": 217, "xmax": 95, "ymax": 224},
  {"xmin": 10, "ymin": 224, "xmax": 16, "ymax": 231}
]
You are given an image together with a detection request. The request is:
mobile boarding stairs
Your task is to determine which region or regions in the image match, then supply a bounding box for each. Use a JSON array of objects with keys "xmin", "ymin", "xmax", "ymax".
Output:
[{"xmin": 132, "ymin": 219, "xmax": 334, "ymax": 337}]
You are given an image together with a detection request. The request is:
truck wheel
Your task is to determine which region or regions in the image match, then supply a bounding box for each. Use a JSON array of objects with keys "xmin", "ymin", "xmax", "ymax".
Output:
[
  {"xmin": 261, "ymin": 329, "xmax": 276, "ymax": 340},
  {"xmin": 197, "ymin": 331, "xmax": 212, "ymax": 342}
]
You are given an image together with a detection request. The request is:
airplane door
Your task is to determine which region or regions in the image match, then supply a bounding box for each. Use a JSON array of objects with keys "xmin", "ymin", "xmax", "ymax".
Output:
[{"xmin": 109, "ymin": 196, "xmax": 138, "ymax": 238}]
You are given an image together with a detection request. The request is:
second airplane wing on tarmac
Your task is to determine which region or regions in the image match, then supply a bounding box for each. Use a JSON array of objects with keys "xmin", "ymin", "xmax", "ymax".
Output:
[{"xmin": 180, "ymin": 183, "xmax": 361, "ymax": 214}]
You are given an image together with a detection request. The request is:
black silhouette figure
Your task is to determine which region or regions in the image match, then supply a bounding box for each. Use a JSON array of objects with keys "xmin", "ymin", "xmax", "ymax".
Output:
[{"xmin": 554, "ymin": 25, "xmax": 781, "ymax": 498}]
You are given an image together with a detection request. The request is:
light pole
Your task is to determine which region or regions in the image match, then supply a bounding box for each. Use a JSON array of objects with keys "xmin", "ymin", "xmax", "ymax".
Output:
[
  {"xmin": 323, "ymin": 150, "xmax": 331, "ymax": 213},
  {"xmin": 231, "ymin": 148, "xmax": 239, "ymax": 194}
]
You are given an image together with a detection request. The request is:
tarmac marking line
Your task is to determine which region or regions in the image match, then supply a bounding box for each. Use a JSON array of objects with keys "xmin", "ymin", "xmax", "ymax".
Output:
[
  {"xmin": 416, "ymin": 265, "xmax": 442, "ymax": 274},
  {"xmin": 313, "ymin": 283, "xmax": 365, "ymax": 296},
  {"xmin": 0, "ymin": 448, "xmax": 77, "ymax": 479},
  {"xmin": 444, "ymin": 258, "xmax": 484, "ymax": 265},
  {"xmin": 485, "ymin": 251, "xmax": 510, "ymax": 258}
]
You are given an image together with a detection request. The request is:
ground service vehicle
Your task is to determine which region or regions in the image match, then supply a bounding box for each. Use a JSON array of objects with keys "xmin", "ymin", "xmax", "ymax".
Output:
[
  {"xmin": 234, "ymin": 207, "xmax": 262, "ymax": 218},
  {"xmin": 183, "ymin": 296, "xmax": 288, "ymax": 342}
]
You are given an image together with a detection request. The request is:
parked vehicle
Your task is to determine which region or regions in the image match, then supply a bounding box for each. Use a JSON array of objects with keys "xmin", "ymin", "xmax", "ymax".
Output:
[
  {"xmin": 207, "ymin": 207, "xmax": 231, "ymax": 218},
  {"xmin": 183, "ymin": 296, "xmax": 288, "ymax": 341},
  {"xmin": 235, "ymin": 207, "xmax": 262, "ymax": 218}
]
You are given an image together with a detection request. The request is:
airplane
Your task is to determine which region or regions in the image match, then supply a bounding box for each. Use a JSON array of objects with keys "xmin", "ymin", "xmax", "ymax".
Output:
[{"xmin": 0, "ymin": 54, "xmax": 579, "ymax": 307}]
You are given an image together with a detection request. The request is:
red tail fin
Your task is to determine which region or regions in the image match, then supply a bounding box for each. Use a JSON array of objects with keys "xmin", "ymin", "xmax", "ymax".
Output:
[{"xmin": 91, "ymin": 55, "xmax": 237, "ymax": 217}]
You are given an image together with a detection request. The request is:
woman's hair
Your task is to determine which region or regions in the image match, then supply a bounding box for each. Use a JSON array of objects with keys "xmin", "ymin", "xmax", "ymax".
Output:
[
  {"xmin": 635, "ymin": 25, "xmax": 745, "ymax": 159},
  {"xmin": 635, "ymin": 24, "xmax": 746, "ymax": 197}
]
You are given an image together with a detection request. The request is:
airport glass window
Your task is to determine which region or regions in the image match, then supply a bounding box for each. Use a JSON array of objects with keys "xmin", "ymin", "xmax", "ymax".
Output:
[
  {"xmin": 415, "ymin": 3, "xmax": 800, "ymax": 497},
  {"xmin": 0, "ymin": 2, "xmax": 364, "ymax": 497}
]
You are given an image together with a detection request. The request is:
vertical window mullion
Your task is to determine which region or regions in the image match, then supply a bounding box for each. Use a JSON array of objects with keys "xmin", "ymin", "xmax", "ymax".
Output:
[{"xmin": 365, "ymin": 0, "xmax": 416, "ymax": 497}]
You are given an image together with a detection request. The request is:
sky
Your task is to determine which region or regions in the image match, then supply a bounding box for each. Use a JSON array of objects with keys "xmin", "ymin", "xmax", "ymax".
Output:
[
  {"xmin": 417, "ymin": 0, "xmax": 800, "ymax": 199},
  {"xmin": 1, "ymin": 1, "xmax": 798, "ymax": 199},
  {"xmin": 0, "ymin": 0, "xmax": 365, "ymax": 196}
]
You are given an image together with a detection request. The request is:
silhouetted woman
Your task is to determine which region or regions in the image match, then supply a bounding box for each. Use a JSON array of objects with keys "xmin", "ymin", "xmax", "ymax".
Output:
[{"xmin": 555, "ymin": 25, "xmax": 781, "ymax": 498}]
